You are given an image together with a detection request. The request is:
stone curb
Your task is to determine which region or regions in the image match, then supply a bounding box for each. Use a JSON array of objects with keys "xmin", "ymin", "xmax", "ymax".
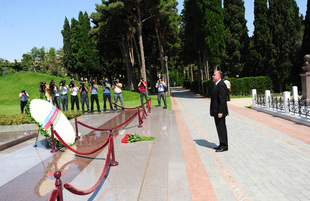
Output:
[
  {"xmin": 251, "ymin": 105, "xmax": 310, "ymax": 127},
  {"xmin": 0, "ymin": 133, "xmax": 38, "ymax": 151}
]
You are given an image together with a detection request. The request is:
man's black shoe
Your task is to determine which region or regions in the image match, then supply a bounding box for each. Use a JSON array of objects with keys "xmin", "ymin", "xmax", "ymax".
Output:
[
  {"xmin": 163, "ymin": 107, "xmax": 167, "ymax": 109},
  {"xmin": 213, "ymin": 146, "xmax": 220, "ymax": 150},
  {"xmin": 215, "ymin": 148, "xmax": 228, "ymax": 152}
]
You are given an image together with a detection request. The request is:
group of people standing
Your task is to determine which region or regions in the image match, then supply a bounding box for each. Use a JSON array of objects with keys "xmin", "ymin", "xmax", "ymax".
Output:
[{"xmin": 37, "ymin": 78, "xmax": 125, "ymax": 113}]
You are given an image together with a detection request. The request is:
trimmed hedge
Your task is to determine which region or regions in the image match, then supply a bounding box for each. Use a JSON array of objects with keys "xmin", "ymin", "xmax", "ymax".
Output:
[{"xmin": 184, "ymin": 76, "xmax": 273, "ymax": 97}]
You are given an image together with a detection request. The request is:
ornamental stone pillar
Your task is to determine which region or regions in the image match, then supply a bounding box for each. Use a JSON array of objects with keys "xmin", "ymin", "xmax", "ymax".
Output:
[{"xmin": 252, "ymin": 89, "xmax": 257, "ymax": 105}]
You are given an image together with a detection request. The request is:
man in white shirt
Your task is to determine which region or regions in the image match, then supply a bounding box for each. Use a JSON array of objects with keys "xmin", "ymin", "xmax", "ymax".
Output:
[
  {"xmin": 60, "ymin": 80, "xmax": 70, "ymax": 111},
  {"xmin": 19, "ymin": 90, "xmax": 29, "ymax": 113},
  {"xmin": 223, "ymin": 76, "xmax": 231, "ymax": 101},
  {"xmin": 112, "ymin": 78, "xmax": 124, "ymax": 110},
  {"xmin": 155, "ymin": 78, "xmax": 167, "ymax": 109},
  {"xmin": 70, "ymin": 82, "xmax": 80, "ymax": 111}
]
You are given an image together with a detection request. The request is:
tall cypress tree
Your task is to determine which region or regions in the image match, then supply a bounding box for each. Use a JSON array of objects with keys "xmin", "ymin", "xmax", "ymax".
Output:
[
  {"xmin": 248, "ymin": 0, "xmax": 271, "ymax": 76},
  {"xmin": 70, "ymin": 11, "xmax": 100, "ymax": 78},
  {"xmin": 222, "ymin": 0, "xmax": 249, "ymax": 77},
  {"xmin": 268, "ymin": 0, "xmax": 301, "ymax": 92},
  {"xmin": 61, "ymin": 17, "xmax": 72, "ymax": 72},
  {"xmin": 204, "ymin": 0, "xmax": 226, "ymax": 70},
  {"xmin": 301, "ymin": 0, "xmax": 310, "ymax": 58}
]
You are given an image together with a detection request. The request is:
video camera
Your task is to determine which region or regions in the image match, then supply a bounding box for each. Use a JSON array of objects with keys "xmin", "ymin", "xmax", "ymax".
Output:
[
  {"xmin": 59, "ymin": 80, "xmax": 66, "ymax": 86},
  {"xmin": 39, "ymin": 81, "xmax": 46, "ymax": 92},
  {"xmin": 100, "ymin": 79, "xmax": 107, "ymax": 85},
  {"xmin": 49, "ymin": 80, "xmax": 55, "ymax": 93}
]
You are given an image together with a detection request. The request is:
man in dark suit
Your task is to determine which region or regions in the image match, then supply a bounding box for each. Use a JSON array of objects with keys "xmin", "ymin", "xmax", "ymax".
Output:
[{"xmin": 210, "ymin": 70, "xmax": 229, "ymax": 152}]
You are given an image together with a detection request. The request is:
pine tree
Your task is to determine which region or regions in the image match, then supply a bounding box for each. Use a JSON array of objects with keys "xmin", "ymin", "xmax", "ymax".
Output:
[{"xmin": 222, "ymin": 0, "xmax": 249, "ymax": 77}]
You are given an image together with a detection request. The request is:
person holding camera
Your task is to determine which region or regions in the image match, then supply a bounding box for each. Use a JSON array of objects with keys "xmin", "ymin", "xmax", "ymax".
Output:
[
  {"xmin": 70, "ymin": 81, "xmax": 80, "ymax": 111},
  {"xmin": 102, "ymin": 77, "xmax": 112, "ymax": 111},
  {"xmin": 60, "ymin": 80, "xmax": 69, "ymax": 111},
  {"xmin": 44, "ymin": 82, "xmax": 53, "ymax": 104},
  {"xmin": 52, "ymin": 82, "xmax": 61, "ymax": 110},
  {"xmin": 155, "ymin": 78, "xmax": 167, "ymax": 109},
  {"xmin": 89, "ymin": 80, "xmax": 101, "ymax": 113},
  {"xmin": 19, "ymin": 90, "xmax": 29, "ymax": 113},
  {"xmin": 79, "ymin": 81, "xmax": 89, "ymax": 113},
  {"xmin": 138, "ymin": 77, "xmax": 148, "ymax": 107},
  {"xmin": 112, "ymin": 78, "xmax": 124, "ymax": 111}
]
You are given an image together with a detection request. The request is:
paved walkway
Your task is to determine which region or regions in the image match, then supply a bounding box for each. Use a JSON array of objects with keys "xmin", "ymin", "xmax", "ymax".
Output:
[{"xmin": 0, "ymin": 87, "xmax": 310, "ymax": 200}]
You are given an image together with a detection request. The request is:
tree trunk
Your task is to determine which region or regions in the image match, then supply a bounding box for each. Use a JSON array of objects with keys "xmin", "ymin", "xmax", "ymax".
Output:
[
  {"xmin": 203, "ymin": 54, "xmax": 209, "ymax": 80},
  {"xmin": 137, "ymin": 7, "xmax": 147, "ymax": 80},
  {"xmin": 198, "ymin": 52, "xmax": 204, "ymax": 94},
  {"xmin": 120, "ymin": 36, "xmax": 133, "ymax": 91},
  {"xmin": 190, "ymin": 64, "xmax": 193, "ymax": 82},
  {"xmin": 155, "ymin": 18, "xmax": 166, "ymax": 83}
]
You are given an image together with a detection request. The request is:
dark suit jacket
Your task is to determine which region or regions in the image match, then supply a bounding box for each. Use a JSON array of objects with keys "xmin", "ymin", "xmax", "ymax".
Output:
[{"xmin": 210, "ymin": 80, "xmax": 228, "ymax": 117}]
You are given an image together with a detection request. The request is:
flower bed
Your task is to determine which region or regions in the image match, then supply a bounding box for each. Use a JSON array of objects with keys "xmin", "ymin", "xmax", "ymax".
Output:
[{"xmin": 0, "ymin": 110, "xmax": 82, "ymax": 125}]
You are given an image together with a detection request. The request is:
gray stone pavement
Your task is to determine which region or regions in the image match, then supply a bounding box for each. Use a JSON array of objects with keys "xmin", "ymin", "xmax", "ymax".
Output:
[
  {"xmin": 172, "ymin": 87, "xmax": 310, "ymax": 201},
  {"xmin": 0, "ymin": 88, "xmax": 310, "ymax": 201}
]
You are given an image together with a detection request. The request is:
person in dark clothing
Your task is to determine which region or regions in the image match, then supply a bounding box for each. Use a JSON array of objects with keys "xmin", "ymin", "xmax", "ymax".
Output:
[{"xmin": 210, "ymin": 70, "xmax": 229, "ymax": 152}]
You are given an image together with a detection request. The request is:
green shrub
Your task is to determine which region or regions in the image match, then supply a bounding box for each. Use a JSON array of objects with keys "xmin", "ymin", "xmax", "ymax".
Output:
[{"xmin": 183, "ymin": 76, "xmax": 273, "ymax": 97}]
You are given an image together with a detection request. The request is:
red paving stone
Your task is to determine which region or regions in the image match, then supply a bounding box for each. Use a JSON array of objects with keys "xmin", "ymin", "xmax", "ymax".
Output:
[
  {"xmin": 172, "ymin": 96, "xmax": 217, "ymax": 201},
  {"xmin": 227, "ymin": 103, "xmax": 310, "ymax": 145}
]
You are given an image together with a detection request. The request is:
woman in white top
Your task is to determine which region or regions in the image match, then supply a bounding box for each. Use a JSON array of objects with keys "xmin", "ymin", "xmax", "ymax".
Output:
[{"xmin": 70, "ymin": 82, "xmax": 80, "ymax": 111}]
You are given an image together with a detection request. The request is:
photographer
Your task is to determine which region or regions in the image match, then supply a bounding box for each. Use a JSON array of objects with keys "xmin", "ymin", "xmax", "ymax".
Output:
[
  {"xmin": 60, "ymin": 80, "xmax": 69, "ymax": 111},
  {"xmin": 155, "ymin": 78, "xmax": 167, "ymax": 109},
  {"xmin": 112, "ymin": 78, "xmax": 124, "ymax": 111},
  {"xmin": 38, "ymin": 82, "xmax": 46, "ymax": 99},
  {"xmin": 70, "ymin": 81, "xmax": 80, "ymax": 111},
  {"xmin": 51, "ymin": 80, "xmax": 61, "ymax": 110},
  {"xmin": 19, "ymin": 90, "xmax": 29, "ymax": 113},
  {"xmin": 44, "ymin": 82, "xmax": 53, "ymax": 104},
  {"xmin": 138, "ymin": 77, "xmax": 148, "ymax": 107},
  {"xmin": 89, "ymin": 80, "xmax": 101, "ymax": 113},
  {"xmin": 79, "ymin": 81, "xmax": 89, "ymax": 113},
  {"xmin": 101, "ymin": 77, "xmax": 112, "ymax": 111}
]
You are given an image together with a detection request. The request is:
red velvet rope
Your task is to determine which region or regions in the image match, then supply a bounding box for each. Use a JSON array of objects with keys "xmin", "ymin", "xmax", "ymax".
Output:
[
  {"xmin": 77, "ymin": 111, "xmax": 138, "ymax": 131},
  {"xmin": 64, "ymin": 139, "xmax": 113, "ymax": 195},
  {"xmin": 53, "ymin": 130, "xmax": 109, "ymax": 155},
  {"xmin": 48, "ymin": 189, "xmax": 59, "ymax": 201}
]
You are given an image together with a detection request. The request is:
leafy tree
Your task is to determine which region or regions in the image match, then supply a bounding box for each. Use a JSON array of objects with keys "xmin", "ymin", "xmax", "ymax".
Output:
[
  {"xmin": 182, "ymin": 0, "xmax": 225, "ymax": 93},
  {"xmin": 21, "ymin": 54, "xmax": 33, "ymax": 71},
  {"xmin": 154, "ymin": 0, "xmax": 180, "ymax": 85},
  {"xmin": 222, "ymin": 0, "xmax": 249, "ymax": 77}
]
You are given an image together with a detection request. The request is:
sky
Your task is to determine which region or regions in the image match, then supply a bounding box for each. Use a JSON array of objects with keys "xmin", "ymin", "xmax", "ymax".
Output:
[{"xmin": 0, "ymin": 0, "xmax": 307, "ymax": 62}]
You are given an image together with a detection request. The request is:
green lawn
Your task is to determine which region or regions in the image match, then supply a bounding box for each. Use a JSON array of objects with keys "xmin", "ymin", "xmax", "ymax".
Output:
[{"xmin": 0, "ymin": 71, "xmax": 171, "ymax": 115}]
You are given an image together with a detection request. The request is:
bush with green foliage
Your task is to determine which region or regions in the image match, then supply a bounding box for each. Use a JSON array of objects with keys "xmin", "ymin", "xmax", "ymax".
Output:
[{"xmin": 184, "ymin": 76, "xmax": 273, "ymax": 97}]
